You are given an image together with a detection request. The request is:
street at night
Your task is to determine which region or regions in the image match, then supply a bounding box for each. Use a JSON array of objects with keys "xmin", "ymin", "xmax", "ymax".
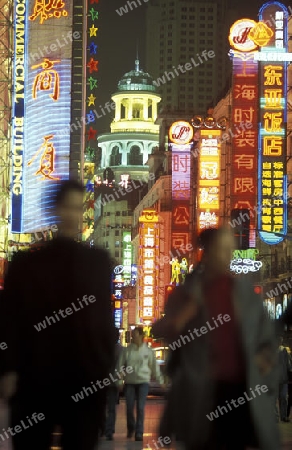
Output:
[{"xmin": 1, "ymin": 0, "xmax": 292, "ymax": 449}]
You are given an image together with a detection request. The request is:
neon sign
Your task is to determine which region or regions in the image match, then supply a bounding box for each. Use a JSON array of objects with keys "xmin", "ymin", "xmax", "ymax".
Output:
[
  {"xmin": 198, "ymin": 130, "xmax": 220, "ymax": 230},
  {"xmin": 169, "ymin": 121, "xmax": 194, "ymax": 145},
  {"xmin": 32, "ymin": 58, "xmax": 60, "ymax": 101},
  {"xmin": 229, "ymin": 19, "xmax": 258, "ymax": 52},
  {"xmin": 138, "ymin": 210, "xmax": 160, "ymax": 323},
  {"xmin": 83, "ymin": 0, "xmax": 99, "ymax": 240},
  {"xmin": 258, "ymin": 1, "xmax": 288, "ymax": 245},
  {"xmin": 248, "ymin": 22, "xmax": 273, "ymax": 47},
  {"xmin": 29, "ymin": 0, "xmax": 68, "ymax": 24},
  {"xmin": 27, "ymin": 134, "xmax": 59, "ymax": 180},
  {"xmin": 122, "ymin": 232, "xmax": 132, "ymax": 283},
  {"xmin": 230, "ymin": 248, "xmax": 263, "ymax": 274},
  {"xmin": 230, "ymin": 49, "xmax": 258, "ymax": 247}
]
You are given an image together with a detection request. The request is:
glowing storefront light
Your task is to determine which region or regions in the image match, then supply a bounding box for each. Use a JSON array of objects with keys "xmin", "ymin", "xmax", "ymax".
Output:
[
  {"xmin": 138, "ymin": 210, "xmax": 159, "ymax": 323},
  {"xmin": 258, "ymin": 1, "xmax": 288, "ymax": 245}
]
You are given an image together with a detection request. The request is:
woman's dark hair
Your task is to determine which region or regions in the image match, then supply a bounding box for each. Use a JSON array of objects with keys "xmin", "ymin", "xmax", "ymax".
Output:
[{"xmin": 54, "ymin": 180, "xmax": 84, "ymax": 206}]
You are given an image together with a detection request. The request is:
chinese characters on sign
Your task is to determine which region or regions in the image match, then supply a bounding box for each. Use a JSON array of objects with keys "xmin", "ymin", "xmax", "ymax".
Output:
[
  {"xmin": 27, "ymin": 134, "xmax": 59, "ymax": 180},
  {"xmin": 198, "ymin": 130, "xmax": 220, "ymax": 230},
  {"xmin": 258, "ymin": 2, "xmax": 288, "ymax": 245},
  {"xmin": 171, "ymin": 140, "xmax": 192, "ymax": 253},
  {"xmin": 122, "ymin": 232, "xmax": 132, "ymax": 283},
  {"xmin": 29, "ymin": 0, "xmax": 68, "ymax": 25},
  {"xmin": 231, "ymin": 53, "xmax": 258, "ymax": 247},
  {"xmin": 138, "ymin": 210, "xmax": 159, "ymax": 323}
]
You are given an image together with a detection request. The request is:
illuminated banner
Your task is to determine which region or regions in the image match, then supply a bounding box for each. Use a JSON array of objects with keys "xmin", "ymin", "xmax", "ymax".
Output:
[
  {"xmin": 198, "ymin": 130, "xmax": 221, "ymax": 230},
  {"xmin": 230, "ymin": 52, "xmax": 258, "ymax": 247},
  {"xmin": 122, "ymin": 231, "xmax": 132, "ymax": 283},
  {"xmin": 258, "ymin": 1, "xmax": 288, "ymax": 244},
  {"xmin": 12, "ymin": 0, "xmax": 73, "ymax": 232},
  {"xmin": 138, "ymin": 209, "xmax": 160, "ymax": 324}
]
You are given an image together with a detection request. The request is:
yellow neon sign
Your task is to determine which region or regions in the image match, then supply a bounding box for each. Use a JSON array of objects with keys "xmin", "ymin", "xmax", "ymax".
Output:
[
  {"xmin": 32, "ymin": 59, "xmax": 60, "ymax": 101},
  {"xmin": 29, "ymin": 0, "xmax": 68, "ymax": 25}
]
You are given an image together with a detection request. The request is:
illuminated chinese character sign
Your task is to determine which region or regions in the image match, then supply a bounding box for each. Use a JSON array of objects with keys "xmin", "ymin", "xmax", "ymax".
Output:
[
  {"xmin": 169, "ymin": 121, "xmax": 192, "ymax": 260},
  {"xmin": 229, "ymin": 1, "xmax": 290, "ymax": 246},
  {"xmin": 123, "ymin": 231, "xmax": 132, "ymax": 284},
  {"xmin": 198, "ymin": 130, "xmax": 221, "ymax": 230},
  {"xmin": 11, "ymin": 0, "xmax": 73, "ymax": 232},
  {"xmin": 138, "ymin": 210, "xmax": 160, "ymax": 324},
  {"xmin": 258, "ymin": 2, "xmax": 288, "ymax": 245},
  {"xmin": 230, "ymin": 39, "xmax": 259, "ymax": 248}
]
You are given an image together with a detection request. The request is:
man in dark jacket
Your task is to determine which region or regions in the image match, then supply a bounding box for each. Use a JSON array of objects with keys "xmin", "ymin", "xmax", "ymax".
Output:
[{"xmin": 0, "ymin": 180, "xmax": 115, "ymax": 450}]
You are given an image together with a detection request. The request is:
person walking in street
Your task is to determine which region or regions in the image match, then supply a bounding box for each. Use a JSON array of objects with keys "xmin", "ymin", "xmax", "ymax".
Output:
[
  {"xmin": 117, "ymin": 327, "xmax": 162, "ymax": 441},
  {"xmin": 105, "ymin": 327, "xmax": 123, "ymax": 440},
  {"xmin": 0, "ymin": 180, "xmax": 115, "ymax": 450},
  {"xmin": 278, "ymin": 337, "xmax": 291, "ymax": 422},
  {"xmin": 152, "ymin": 227, "xmax": 280, "ymax": 450}
]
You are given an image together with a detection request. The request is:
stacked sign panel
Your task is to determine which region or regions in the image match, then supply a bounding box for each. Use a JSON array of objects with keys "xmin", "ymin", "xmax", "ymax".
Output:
[
  {"xmin": 198, "ymin": 130, "xmax": 221, "ymax": 230},
  {"xmin": 229, "ymin": 21, "xmax": 259, "ymax": 247},
  {"xmin": 257, "ymin": 2, "xmax": 288, "ymax": 244},
  {"xmin": 169, "ymin": 122, "xmax": 193, "ymax": 280},
  {"xmin": 12, "ymin": 0, "xmax": 73, "ymax": 232}
]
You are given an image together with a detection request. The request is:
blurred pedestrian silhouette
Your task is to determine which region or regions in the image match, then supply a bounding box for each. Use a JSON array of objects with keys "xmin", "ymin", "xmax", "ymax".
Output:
[
  {"xmin": 152, "ymin": 227, "xmax": 279, "ymax": 450},
  {"xmin": 0, "ymin": 180, "xmax": 115, "ymax": 450},
  {"xmin": 277, "ymin": 337, "xmax": 291, "ymax": 422},
  {"xmin": 117, "ymin": 327, "xmax": 162, "ymax": 441}
]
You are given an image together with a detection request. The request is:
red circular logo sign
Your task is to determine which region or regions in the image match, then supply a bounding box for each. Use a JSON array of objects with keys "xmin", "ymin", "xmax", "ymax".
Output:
[{"xmin": 169, "ymin": 121, "xmax": 194, "ymax": 145}]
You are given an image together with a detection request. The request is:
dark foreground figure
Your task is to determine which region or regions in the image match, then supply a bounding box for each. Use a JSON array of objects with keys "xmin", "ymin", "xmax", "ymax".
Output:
[
  {"xmin": 153, "ymin": 228, "xmax": 280, "ymax": 450},
  {"xmin": 0, "ymin": 181, "xmax": 115, "ymax": 450}
]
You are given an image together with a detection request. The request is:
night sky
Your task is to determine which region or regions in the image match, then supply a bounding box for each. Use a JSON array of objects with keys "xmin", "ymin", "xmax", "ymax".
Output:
[{"xmin": 97, "ymin": 0, "xmax": 290, "ymax": 133}]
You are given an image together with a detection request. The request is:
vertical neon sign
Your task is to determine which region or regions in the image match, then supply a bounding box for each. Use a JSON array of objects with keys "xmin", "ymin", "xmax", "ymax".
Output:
[
  {"xmin": 230, "ymin": 53, "xmax": 258, "ymax": 247},
  {"xmin": 138, "ymin": 209, "xmax": 159, "ymax": 324},
  {"xmin": 258, "ymin": 1, "xmax": 288, "ymax": 244},
  {"xmin": 169, "ymin": 121, "xmax": 193, "ymax": 263},
  {"xmin": 198, "ymin": 129, "xmax": 221, "ymax": 230}
]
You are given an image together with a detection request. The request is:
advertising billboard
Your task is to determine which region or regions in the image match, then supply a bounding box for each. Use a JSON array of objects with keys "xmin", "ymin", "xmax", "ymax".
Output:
[{"xmin": 12, "ymin": 0, "xmax": 73, "ymax": 232}]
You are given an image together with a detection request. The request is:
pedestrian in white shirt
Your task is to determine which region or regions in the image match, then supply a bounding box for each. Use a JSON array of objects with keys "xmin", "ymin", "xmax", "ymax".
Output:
[{"xmin": 117, "ymin": 327, "xmax": 162, "ymax": 441}]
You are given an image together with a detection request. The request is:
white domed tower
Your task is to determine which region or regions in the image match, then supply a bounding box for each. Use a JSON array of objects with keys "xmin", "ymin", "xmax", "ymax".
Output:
[{"xmin": 98, "ymin": 60, "xmax": 161, "ymax": 182}]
